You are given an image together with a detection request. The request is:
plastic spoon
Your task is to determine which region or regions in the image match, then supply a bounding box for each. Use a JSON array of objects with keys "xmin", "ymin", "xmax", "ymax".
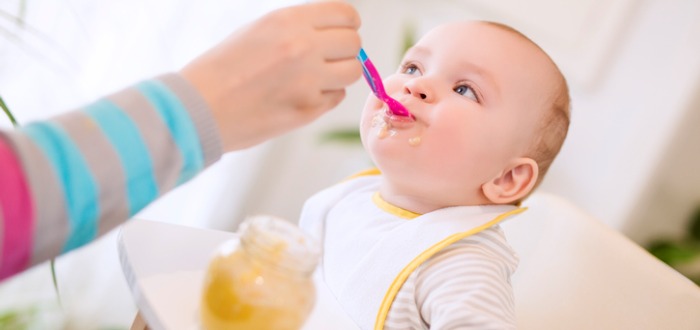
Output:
[{"xmin": 357, "ymin": 48, "xmax": 413, "ymax": 119}]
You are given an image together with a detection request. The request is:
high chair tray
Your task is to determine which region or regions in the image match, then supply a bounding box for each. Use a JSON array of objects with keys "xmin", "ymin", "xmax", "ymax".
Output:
[{"xmin": 118, "ymin": 219, "xmax": 358, "ymax": 330}]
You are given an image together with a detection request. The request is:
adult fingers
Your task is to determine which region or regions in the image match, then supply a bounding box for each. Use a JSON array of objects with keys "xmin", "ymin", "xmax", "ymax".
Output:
[
  {"xmin": 303, "ymin": 1, "xmax": 361, "ymax": 29},
  {"xmin": 317, "ymin": 28, "xmax": 362, "ymax": 61},
  {"xmin": 319, "ymin": 58, "xmax": 363, "ymax": 90}
]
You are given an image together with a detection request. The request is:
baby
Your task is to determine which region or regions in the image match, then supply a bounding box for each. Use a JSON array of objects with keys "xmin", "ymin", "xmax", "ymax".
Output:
[{"xmin": 300, "ymin": 21, "xmax": 570, "ymax": 329}]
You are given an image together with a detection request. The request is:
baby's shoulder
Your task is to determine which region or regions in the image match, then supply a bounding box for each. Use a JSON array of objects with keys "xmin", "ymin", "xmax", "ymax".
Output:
[
  {"xmin": 418, "ymin": 227, "xmax": 518, "ymax": 278},
  {"xmin": 405, "ymin": 227, "xmax": 519, "ymax": 329}
]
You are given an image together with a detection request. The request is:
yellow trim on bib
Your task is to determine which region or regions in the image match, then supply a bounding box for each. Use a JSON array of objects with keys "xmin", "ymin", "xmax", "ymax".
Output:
[
  {"xmin": 344, "ymin": 167, "xmax": 381, "ymax": 181},
  {"xmin": 372, "ymin": 192, "xmax": 421, "ymax": 220},
  {"xmin": 373, "ymin": 207, "xmax": 527, "ymax": 330}
]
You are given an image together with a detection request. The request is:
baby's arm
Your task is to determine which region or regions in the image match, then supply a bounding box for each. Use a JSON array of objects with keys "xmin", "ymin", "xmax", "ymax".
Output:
[{"xmin": 415, "ymin": 234, "xmax": 518, "ymax": 329}]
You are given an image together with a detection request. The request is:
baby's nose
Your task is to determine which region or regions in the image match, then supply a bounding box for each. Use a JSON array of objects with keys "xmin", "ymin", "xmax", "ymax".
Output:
[{"xmin": 404, "ymin": 79, "xmax": 432, "ymax": 102}]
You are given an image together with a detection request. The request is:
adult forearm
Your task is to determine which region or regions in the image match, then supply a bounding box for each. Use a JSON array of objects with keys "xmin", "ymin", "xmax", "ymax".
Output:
[{"xmin": 0, "ymin": 73, "xmax": 222, "ymax": 280}]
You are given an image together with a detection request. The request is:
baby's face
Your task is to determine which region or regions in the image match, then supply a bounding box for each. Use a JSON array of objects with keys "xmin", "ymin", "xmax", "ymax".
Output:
[{"xmin": 360, "ymin": 22, "xmax": 560, "ymax": 208}]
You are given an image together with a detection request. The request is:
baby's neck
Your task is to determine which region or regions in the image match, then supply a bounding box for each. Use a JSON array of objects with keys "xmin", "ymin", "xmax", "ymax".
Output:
[{"xmin": 378, "ymin": 181, "xmax": 492, "ymax": 215}]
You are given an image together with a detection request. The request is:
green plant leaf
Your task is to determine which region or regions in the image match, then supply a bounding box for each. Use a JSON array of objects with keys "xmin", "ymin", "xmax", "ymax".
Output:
[
  {"xmin": 319, "ymin": 128, "xmax": 362, "ymax": 145},
  {"xmin": 400, "ymin": 21, "xmax": 416, "ymax": 59},
  {"xmin": 689, "ymin": 204, "xmax": 700, "ymax": 241},
  {"xmin": 0, "ymin": 96, "xmax": 19, "ymax": 127},
  {"xmin": 50, "ymin": 259, "xmax": 62, "ymax": 308},
  {"xmin": 19, "ymin": 0, "xmax": 27, "ymax": 26},
  {"xmin": 0, "ymin": 307, "xmax": 37, "ymax": 330},
  {"xmin": 648, "ymin": 240, "xmax": 700, "ymax": 265}
]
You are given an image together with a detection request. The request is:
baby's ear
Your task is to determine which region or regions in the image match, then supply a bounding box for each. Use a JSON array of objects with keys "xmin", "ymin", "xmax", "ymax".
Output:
[{"xmin": 481, "ymin": 158, "xmax": 538, "ymax": 204}]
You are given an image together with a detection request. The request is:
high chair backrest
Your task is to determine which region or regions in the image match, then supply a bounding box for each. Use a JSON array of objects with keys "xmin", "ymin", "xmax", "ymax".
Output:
[{"xmin": 502, "ymin": 193, "xmax": 700, "ymax": 330}]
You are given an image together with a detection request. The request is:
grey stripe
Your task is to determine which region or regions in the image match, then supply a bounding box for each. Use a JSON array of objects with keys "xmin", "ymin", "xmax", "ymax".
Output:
[
  {"xmin": 423, "ymin": 254, "xmax": 502, "ymax": 279},
  {"xmin": 385, "ymin": 307, "xmax": 422, "ymax": 323},
  {"xmin": 107, "ymin": 86, "xmax": 183, "ymax": 193},
  {"xmin": 426, "ymin": 283, "xmax": 513, "ymax": 314},
  {"xmin": 437, "ymin": 302, "xmax": 515, "ymax": 329},
  {"xmin": 386, "ymin": 305, "xmax": 427, "ymax": 329},
  {"xmin": 51, "ymin": 111, "xmax": 130, "ymax": 237},
  {"xmin": 469, "ymin": 228, "xmax": 513, "ymax": 253},
  {"xmin": 5, "ymin": 133, "xmax": 70, "ymax": 265},
  {"xmin": 420, "ymin": 237, "xmax": 516, "ymax": 276},
  {"xmin": 419, "ymin": 267, "xmax": 514, "ymax": 317},
  {"xmin": 157, "ymin": 73, "xmax": 223, "ymax": 167},
  {"xmin": 418, "ymin": 252, "xmax": 501, "ymax": 290},
  {"xmin": 464, "ymin": 229, "xmax": 519, "ymax": 265},
  {"xmin": 392, "ymin": 294, "xmax": 415, "ymax": 306},
  {"xmin": 387, "ymin": 276, "xmax": 426, "ymax": 330},
  {"xmin": 384, "ymin": 316, "xmax": 423, "ymax": 330},
  {"xmin": 426, "ymin": 302, "xmax": 512, "ymax": 330},
  {"xmin": 451, "ymin": 238, "xmax": 518, "ymax": 276},
  {"xmin": 420, "ymin": 262, "xmax": 505, "ymax": 296}
]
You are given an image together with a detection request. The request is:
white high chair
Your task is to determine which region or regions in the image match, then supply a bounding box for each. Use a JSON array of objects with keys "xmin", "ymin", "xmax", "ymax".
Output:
[{"xmin": 502, "ymin": 193, "xmax": 700, "ymax": 330}]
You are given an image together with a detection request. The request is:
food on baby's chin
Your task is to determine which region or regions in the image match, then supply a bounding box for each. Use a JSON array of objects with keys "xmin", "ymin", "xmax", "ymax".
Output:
[{"xmin": 408, "ymin": 136, "xmax": 421, "ymax": 146}]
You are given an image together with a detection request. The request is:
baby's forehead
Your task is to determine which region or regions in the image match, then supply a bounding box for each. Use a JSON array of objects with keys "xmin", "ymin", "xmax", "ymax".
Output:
[
  {"xmin": 421, "ymin": 21, "xmax": 536, "ymax": 52},
  {"xmin": 413, "ymin": 23, "xmax": 545, "ymax": 74},
  {"xmin": 415, "ymin": 21, "xmax": 564, "ymax": 111},
  {"xmin": 440, "ymin": 22, "xmax": 556, "ymax": 74}
]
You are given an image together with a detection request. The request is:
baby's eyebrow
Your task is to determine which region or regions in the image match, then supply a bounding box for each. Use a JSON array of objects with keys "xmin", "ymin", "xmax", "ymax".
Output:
[
  {"xmin": 404, "ymin": 45, "xmax": 500, "ymax": 98},
  {"xmin": 404, "ymin": 46, "xmax": 431, "ymax": 60},
  {"xmin": 454, "ymin": 60, "xmax": 500, "ymax": 97}
]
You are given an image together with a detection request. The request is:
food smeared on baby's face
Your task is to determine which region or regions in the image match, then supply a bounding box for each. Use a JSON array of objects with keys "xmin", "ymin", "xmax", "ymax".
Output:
[{"xmin": 371, "ymin": 108, "xmax": 422, "ymax": 147}]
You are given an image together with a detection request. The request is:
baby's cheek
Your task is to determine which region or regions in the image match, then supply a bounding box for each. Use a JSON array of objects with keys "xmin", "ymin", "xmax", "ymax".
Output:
[
  {"xmin": 359, "ymin": 117, "xmax": 371, "ymax": 144},
  {"xmin": 382, "ymin": 75, "xmax": 405, "ymax": 93},
  {"xmin": 360, "ymin": 96, "xmax": 380, "ymax": 124},
  {"xmin": 361, "ymin": 93, "xmax": 380, "ymax": 110}
]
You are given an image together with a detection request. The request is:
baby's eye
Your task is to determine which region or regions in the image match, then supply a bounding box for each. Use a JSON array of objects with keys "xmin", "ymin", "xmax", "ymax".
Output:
[
  {"xmin": 454, "ymin": 84, "xmax": 478, "ymax": 101},
  {"xmin": 401, "ymin": 64, "xmax": 419, "ymax": 75}
]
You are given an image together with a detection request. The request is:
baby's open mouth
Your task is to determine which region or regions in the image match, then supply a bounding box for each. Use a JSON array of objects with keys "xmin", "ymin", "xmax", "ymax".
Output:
[{"xmin": 384, "ymin": 108, "xmax": 416, "ymax": 129}]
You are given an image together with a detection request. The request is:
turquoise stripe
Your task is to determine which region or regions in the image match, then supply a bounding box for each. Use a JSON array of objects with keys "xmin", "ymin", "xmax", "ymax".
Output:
[
  {"xmin": 22, "ymin": 122, "xmax": 99, "ymax": 252},
  {"xmin": 136, "ymin": 80, "xmax": 203, "ymax": 184},
  {"xmin": 84, "ymin": 100, "xmax": 158, "ymax": 216}
]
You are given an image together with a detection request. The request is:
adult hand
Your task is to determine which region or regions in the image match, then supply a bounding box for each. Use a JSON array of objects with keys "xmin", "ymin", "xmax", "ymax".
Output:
[{"xmin": 181, "ymin": 1, "xmax": 362, "ymax": 151}]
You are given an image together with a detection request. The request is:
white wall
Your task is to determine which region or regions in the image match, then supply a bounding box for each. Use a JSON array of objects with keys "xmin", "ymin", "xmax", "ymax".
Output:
[
  {"xmin": 543, "ymin": 0, "xmax": 700, "ymax": 241},
  {"xmin": 626, "ymin": 82, "xmax": 700, "ymax": 243}
]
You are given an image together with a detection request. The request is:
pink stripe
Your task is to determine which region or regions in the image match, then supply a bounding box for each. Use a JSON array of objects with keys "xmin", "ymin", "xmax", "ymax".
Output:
[{"xmin": 0, "ymin": 137, "xmax": 34, "ymax": 281}]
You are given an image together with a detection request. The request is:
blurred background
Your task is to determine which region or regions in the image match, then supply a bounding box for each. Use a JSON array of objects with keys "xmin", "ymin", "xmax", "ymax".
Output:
[{"xmin": 1, "ymin": 0, "xmax": 698, "ymax": 328}]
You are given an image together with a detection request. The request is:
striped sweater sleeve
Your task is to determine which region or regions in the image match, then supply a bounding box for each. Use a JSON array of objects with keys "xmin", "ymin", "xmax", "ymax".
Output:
[
  {"xmin": 385, "ymin": 227, "xmax": 519, "ymax": 329},
  {"xmin": 0, "ymin": 73, "xmax": 222, "ymax": 281}
]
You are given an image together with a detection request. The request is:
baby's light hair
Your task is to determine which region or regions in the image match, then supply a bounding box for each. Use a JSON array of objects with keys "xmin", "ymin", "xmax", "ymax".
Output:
[{"xmin": 483, "ymin": 22, "xmax": 571, "ymax": 193}]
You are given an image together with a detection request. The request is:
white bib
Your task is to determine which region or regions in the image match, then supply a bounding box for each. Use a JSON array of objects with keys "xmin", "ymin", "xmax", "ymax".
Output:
[{"xmin": 300, "ymin": 175, "xmax": 524, "ymax": 329}]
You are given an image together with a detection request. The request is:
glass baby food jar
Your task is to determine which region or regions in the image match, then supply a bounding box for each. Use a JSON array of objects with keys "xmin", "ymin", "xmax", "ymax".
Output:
[{"xmin": 200, "ymin": 215, "xmax": 320, "ymax": 330}]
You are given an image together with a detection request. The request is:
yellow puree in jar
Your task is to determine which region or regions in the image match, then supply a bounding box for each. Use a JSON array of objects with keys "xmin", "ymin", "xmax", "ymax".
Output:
[{"xmin": 200, "ymin": 243, "xmax": 315, "ymax": 330}]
